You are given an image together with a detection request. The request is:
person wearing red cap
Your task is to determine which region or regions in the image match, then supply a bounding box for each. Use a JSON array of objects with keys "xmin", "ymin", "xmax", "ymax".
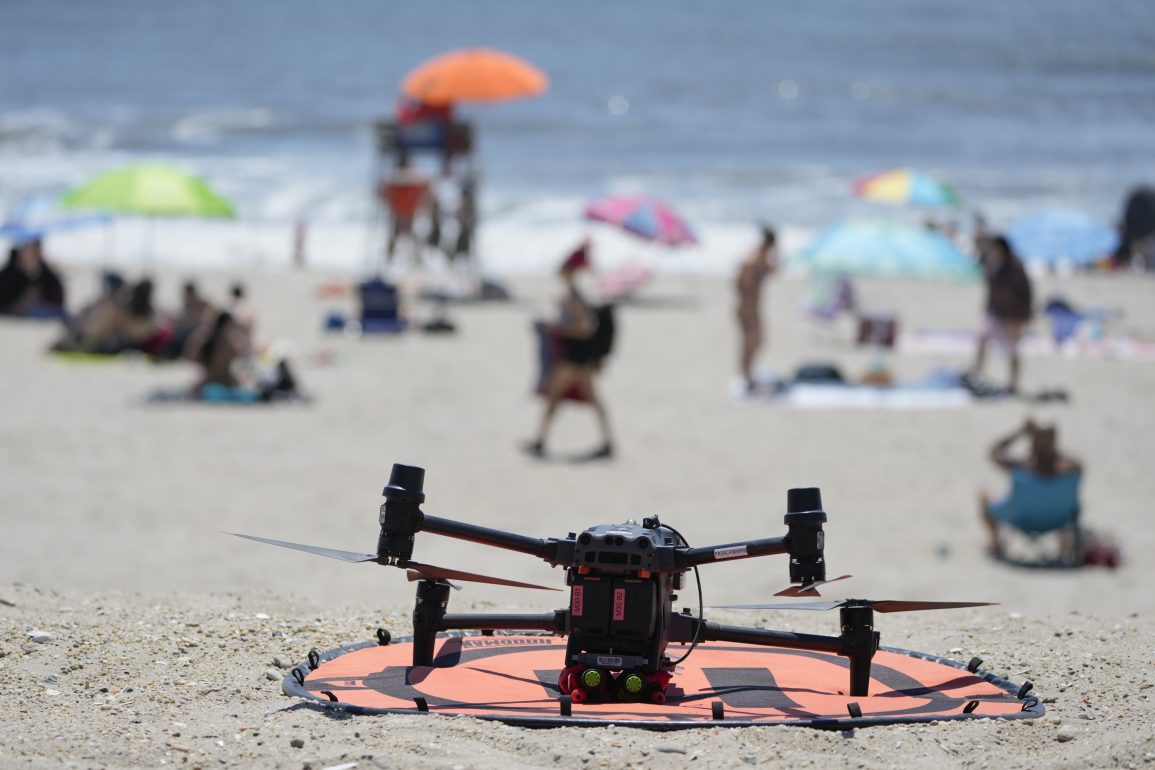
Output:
[{"xmin": 525, "ymin": 238, "xmax": 614, "ymax": 460}]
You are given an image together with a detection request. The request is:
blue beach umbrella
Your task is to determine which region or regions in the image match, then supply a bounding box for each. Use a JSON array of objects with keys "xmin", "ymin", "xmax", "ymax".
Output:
[
  {"xmin": 794, "ymin": 221, "xmax": 979, "ymax": 280},
  {"xmin": 1007, "ymin": 209, "xmax": 1119, "ymax": 267},
  {"xmin": 0, "ymin": 213, "xmax": 111, "ymax": 245}
]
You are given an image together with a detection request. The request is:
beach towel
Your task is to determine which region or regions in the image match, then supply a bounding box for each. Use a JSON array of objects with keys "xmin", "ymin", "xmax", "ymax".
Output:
[
  {"xmin": 898, "ymin": 328, "xmax": 1155, "ymax": 361},
  {"xmin": 533, "ymin": 322, "xmax": 586, "ymax": 402},
  {"xmin": 730, "ymin": 368, "xmax": 973, "ymax": 409}
]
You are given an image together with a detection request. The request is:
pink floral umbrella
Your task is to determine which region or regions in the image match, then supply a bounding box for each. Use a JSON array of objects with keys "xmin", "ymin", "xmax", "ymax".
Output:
[{"xmin": 584, "ymin": 194, "xmax": 697, "ymax": 247}]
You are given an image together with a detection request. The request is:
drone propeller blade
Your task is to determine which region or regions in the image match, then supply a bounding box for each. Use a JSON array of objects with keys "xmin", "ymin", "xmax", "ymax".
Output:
[
  {"xmin": 714, "ymin": 600, "xmax": 845, "ymax": 611},
  {"xmin": 228, "ymin": 533, "xmax": 558, "ymax": 591},
  {"xmin": 870, "ymin": 600, "xmax": 997, "ymax": 613},
  {"xmin": 713, "ymin": 598, "xmax": 997, "ymax": 612},
  {"xmin": 228, "ymin": 533, "xmax": 378, "ymax": 563},
  {"xmin": 405, "ymin": 569, "xmax": 462, "ymax": 591},
  {"xmin": 774, "ymin": 574, "xmax": 853, "ymax": 597},
  {"xmin": 404, "ymin": 561, "xmax": 561, "ymax": 591}
]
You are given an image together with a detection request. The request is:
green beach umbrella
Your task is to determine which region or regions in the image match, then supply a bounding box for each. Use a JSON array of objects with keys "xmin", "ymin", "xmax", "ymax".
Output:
[
  {"xmin": 61, "ymin": 163, "xmax": 234, "ymax": 218},
  {"xmin": 60, "ymin": 164, "xmax": 235, "ymax": 263}
]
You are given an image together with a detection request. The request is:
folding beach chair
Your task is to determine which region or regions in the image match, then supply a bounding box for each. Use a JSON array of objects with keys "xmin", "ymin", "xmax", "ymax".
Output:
[{"xmin": 989, "ymin": 468, "xmax": 1082, "ymax": 565}]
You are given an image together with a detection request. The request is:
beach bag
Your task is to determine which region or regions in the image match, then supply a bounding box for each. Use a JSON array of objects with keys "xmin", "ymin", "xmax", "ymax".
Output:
[
  {"xmin": 794, "ymin": 362, "xmax": 845, "ymax": 384},
  {"xmin": 587, "ymin": 304, "xmax": 616, "ymax": 364}
]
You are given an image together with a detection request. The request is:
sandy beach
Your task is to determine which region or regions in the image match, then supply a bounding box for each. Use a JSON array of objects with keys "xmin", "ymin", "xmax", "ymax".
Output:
[{"xmin": 2, "ymin": 266, "xmax": 1154, "ymax": 768}]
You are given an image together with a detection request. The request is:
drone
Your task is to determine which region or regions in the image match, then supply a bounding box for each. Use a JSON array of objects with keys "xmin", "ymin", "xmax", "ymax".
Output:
[{"xmin": 233, "ymin": 463, "xmax": 992, "ymax": 705}]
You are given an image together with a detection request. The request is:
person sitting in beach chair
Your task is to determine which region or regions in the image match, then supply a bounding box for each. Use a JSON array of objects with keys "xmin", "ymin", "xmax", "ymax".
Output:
[{"xmin": 980, "ymin": 419, "xmax": 1082, "ymax": 564}]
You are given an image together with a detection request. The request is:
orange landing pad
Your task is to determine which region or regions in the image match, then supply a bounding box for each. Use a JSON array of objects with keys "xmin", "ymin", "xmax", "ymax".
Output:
[{"xmin": 283, "ymin": 633, "xmax": 1042, "ymax": 729}]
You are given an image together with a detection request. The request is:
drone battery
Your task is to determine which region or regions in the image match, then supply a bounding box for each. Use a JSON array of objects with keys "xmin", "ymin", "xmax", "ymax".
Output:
[
  {"xmin": 609, "ymin": 578, "xmax": 656, "ymax": 639},
  {"xmin": 570, "ymin": 576, "xmax": 613, "ymax": 636}
]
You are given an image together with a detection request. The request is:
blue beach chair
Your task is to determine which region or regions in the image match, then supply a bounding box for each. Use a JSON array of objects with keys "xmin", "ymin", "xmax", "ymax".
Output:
[{"xmin": 988, "ymin": 468, "xmax": 1082, "ymax": 565}]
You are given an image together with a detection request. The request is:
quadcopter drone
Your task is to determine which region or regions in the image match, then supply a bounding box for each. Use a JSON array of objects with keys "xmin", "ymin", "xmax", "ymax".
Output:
[{"xmin": 233, "ymin": 463, "xmax": 991, "ymax": 705}]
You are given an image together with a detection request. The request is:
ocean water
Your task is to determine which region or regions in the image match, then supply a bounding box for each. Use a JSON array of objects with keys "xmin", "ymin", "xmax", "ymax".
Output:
[{"xmin": 2, "ymin": 0, "xmax": 1154, "ymax": 272}]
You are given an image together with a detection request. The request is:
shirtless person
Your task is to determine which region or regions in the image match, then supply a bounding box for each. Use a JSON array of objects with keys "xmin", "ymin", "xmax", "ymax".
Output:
[{"xmin": 735, "ymin": 226, "xmax": 779, "ymax": 392}]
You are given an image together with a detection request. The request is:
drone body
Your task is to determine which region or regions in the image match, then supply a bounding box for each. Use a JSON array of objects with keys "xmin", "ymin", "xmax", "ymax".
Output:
[{"xmin": 234, "ymin": 463, "xmax": 990, "ymax": 705}]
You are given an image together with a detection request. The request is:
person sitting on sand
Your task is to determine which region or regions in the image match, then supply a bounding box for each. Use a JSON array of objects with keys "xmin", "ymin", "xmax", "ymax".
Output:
[
  {"xmin": 735, "ymin": 225, "xmax": 779, "ymax": 392},
  {"xmin": 970, "ymin": 235, "xmax": 1033, "ymax": 393},
  {"xmin": 0, "ymin": 240, "xmax": 66, "ymax": 318},
  {"xmin": 525, "ymin": 239, "xmax": 614, "ymax": 460},
  {"xmin": 52, "ymin": 275, "xmax": 167, "ymax": 355},
  {"xmin": 119, "ymin": 279, "xmax": 170, "ymax": 356},
  {"xmin": 980, "ymin": 418, "xmax": 1081, "ymax": 557},
  {"xmin": 193, "ymin": 311, "xmax": 250, "ymax": 392},
  {"xmin": 163, "ymin": 280, "xmax": 216, "ymax": 360}
]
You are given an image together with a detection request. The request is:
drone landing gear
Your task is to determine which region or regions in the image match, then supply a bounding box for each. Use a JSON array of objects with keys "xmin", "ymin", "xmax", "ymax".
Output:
[{"xmin": 557, "ymin": 665, "xmax": 673, "ymax": 705}]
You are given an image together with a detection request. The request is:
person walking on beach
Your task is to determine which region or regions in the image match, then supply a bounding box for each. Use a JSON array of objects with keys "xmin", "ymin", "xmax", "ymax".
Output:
[
  {"xmin": 735, "ymin": 225, "xmax": 779, "ymax": 393},
  {"xmin": 525, "ymin": 239, "xmax": 614, "ymax": 461},
  {"xmin": 970, "ymin": 235, "xmax": 1033, "ymax": 393}
]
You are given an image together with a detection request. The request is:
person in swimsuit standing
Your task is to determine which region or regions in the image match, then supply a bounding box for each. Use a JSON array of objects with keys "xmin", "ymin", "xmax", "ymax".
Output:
[
  {"xmin": 735, "ymin": 225, "xmax": 779, "ymax": 393},
  {"xmin": 971, "ymin": 234, "xmax": 1033, "ymax": 393}
]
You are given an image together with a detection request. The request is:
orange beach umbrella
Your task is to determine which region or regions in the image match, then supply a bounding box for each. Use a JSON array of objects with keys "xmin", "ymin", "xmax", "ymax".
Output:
[{"xmin": 401, "ymin": 48, "xmax": 548, "ymax": 106}]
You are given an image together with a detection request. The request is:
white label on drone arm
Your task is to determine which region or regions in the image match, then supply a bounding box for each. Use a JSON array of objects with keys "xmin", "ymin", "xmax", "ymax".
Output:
[{"xmin": 713, "ymin": 545, "xmax": 748, "ymax": 560}]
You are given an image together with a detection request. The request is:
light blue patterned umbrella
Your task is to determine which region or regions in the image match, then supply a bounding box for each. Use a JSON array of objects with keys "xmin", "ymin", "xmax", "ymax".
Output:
[
  {"xmin": 794, "ymin": 221, "xmax": 979, "ymax": 280},
  {"xmin": 0, "ymin": 213, "xmax": 110, "ymax": 245},
  {"xmin": 1007, "ymin": 209, "xmax": 1118, "ymax": 266}
]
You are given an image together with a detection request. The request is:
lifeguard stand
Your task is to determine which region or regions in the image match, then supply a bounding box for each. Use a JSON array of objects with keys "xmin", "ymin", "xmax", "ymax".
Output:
[
  {"xmin": 370, "ymin": 116, "xmax": 476, "ymax": 269},
  {"xmin": 373, "ymin": 118, "xmax": 473, "ymax": 169}
]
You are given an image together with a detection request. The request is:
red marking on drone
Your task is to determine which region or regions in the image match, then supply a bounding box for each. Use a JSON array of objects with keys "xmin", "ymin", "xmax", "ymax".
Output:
[
  {"xmin": 571, "ymin": 585, "xmax": 584, "ymax": 617},
  {"xmin": 612, "ymin": 588, "xmax": 626, "ymax": 621}
]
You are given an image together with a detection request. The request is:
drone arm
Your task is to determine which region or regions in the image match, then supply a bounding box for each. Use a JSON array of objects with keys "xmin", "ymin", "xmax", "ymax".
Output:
[
  {"xmin": 680, "ymin": 536, "xmax": 787, "ymax": 567},
  {"xmin": 439, "ymin": 611, "xmax": 567, "ymax": 633},
  {"xmin": 703, "ymin": 620, "xmax": 840, "ymax": 652},
  {"xmin": 700, "ymin": 620, "xmax": 878, "ymax": 697},
  {"xmin": 411, "ymin": 576, "xmax": 566, "ymax": 665},
  {"xmin": 414, "ymin": 611, "xmax": 565, "ymax": 666},
  {"xmin": 420, "ymin": 514, "xmax": 554, "ymax": 560}
]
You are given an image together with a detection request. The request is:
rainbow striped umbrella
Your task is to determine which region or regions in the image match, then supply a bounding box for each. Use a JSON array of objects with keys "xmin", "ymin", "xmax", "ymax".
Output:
[
  {"xmin": 584, "ymin": 194, "xmax": 697, "ymax": 247},
  {"xmin": 853, "ymin": 169, "xmax": 960, "ymax": 208}
]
